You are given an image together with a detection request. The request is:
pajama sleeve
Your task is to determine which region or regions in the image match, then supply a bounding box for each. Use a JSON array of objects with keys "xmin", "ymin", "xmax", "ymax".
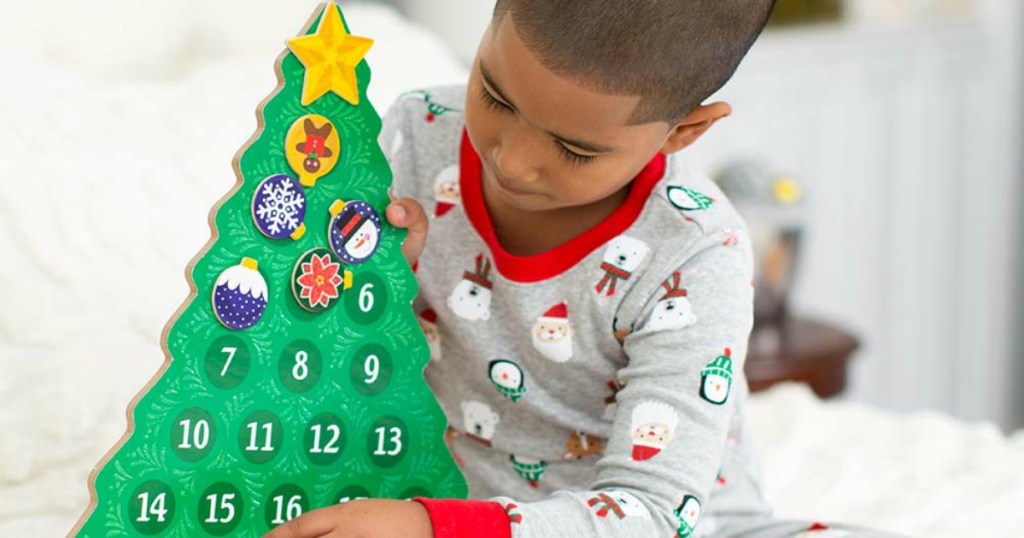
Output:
[{"xmin": 419, "ymin": 230, "xmax": 756, "ymax": 538}]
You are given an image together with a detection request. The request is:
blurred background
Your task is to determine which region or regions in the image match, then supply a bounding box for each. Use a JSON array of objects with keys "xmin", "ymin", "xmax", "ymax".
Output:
[
  {"xmin": 0, "ymin": 0, "xmax": 1020, "ymax": 426},
  {"xmin": 9, "ymin": 0, "xmax": 1017, "ymax": 427},
  {"xmin": 392, "ymin": 0, "xmax": 1024, "ymax": 432},
  {"xmin": 0, "ymin": 0, "xmax": 1021, "ymax": 534}
]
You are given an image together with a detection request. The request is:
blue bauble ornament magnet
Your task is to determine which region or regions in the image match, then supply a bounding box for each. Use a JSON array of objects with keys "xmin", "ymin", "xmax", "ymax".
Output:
[{"xmin": 212, "ymin": 258, "xmax": 269, "ymax": 330}]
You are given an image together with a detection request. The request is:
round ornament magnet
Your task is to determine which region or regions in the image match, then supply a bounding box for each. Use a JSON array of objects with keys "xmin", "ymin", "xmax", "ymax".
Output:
[
  {"xmin": 286, "ymin": 115, "xmax": 341, "ymax": 187},
  {"xmin": 291, "ymin": 248, "xmax": 353, "ymax": 313},
  {"xmin": 252, "ymin": 174, "xmax": 307, "ymax": 240},
  {"xmin": 212, "ymin": 258, "xmax": 268, "ymax": 330},
  {"xmin": 328, "ymin": 200, "xmax": 382, "ymax": 264}
]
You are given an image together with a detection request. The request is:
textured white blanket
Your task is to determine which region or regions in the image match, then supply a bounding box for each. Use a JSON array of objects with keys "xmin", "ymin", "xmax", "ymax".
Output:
[{"xmin": 0, "ymin": 5, "xmax": 1022, "ymax": 538}]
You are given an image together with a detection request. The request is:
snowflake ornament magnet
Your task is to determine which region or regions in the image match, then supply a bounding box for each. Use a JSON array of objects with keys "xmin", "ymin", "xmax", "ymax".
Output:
[
  {"xmin": 251, "ymin": 174, "xmax": 307, "ymax": 240},
  {"xmin": 291, "ymin": 248, "xmax": 353, "ymax": 313},
  {"xmin": 212, "ymin": 258, "xmax": 268, "ymax": 330},
  {"xmin": 328, "ymin": 200, "xmax": 382, "ymax": 265}
]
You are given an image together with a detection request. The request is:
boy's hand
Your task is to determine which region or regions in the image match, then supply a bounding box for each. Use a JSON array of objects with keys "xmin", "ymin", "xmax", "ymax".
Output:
[
  {"xmin": 386, "ymin": 196, "xmax": 429, "ymax": 266},
  {"xmin": 263, "ymin": 499, "xmax": 433, "ymax": 538}
]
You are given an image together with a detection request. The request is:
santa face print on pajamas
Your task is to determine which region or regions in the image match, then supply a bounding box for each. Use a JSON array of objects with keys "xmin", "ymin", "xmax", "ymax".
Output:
[
  {"xmin": 531, "ymin": 302, "xmax": 573, "ymax": 362},
  {"xmin": 699, "ymin": 348, "xmax": 735, "ymax": 405},
  {"xmin": 594, "ymin": 235, "xmax": 650, "ymax": 296},
  {"xmin": 630, "ymin": 401, "xmax": 680, "ymax": 461},
  {"xmin": 447, "ymin": 254, "xmax": 494, "ymax": 321},
  {"xmin": 433, "ymin": 164, "xmax": 461, "ymax": 217},
  {"xmin": 646, "ymin": 272, "xmax": 697, "ymax": 331},
  {"xmin": 673, "ymin": 495, "xmax": 702, "ymax": 538}
]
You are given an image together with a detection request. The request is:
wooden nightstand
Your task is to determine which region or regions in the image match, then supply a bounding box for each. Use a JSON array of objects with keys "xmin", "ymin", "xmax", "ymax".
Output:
[{"xmin": 744, "ymin": 317, "xmax": 859, "ymax": 398}]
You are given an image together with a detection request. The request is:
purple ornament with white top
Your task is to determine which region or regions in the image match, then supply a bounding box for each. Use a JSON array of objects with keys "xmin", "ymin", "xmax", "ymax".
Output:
[
  {"xmin": 212, "ymin": 258, "xmax": 268, "ymax": 330},
  {"xmin": 252, "ymin": 174, "xmax": 307, "ymax": 240}
]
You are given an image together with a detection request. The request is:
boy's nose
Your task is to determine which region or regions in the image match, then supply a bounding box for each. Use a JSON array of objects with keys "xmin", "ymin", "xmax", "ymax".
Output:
[{"xmin": 492, "ymin": 130, "xmax": 541, "ymax": 185}]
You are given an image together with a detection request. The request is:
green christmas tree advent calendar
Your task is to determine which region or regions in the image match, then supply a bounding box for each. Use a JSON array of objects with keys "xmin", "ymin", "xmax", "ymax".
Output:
[{"xmin": 72, "ymin": 3, "xmax": 467, "ymax": 536}]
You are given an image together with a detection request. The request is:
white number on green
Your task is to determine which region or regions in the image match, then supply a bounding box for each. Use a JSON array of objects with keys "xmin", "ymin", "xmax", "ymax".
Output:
[
  {"xmin": 309, "ymin": 424, "xmax": 341, "ymax": 454},
  {"xmin": 245, "ymin": 422, "xmax": 274, "ymax": 452},
  {"xmin": 219, "ymin": 346, "xmax": 237, "ymax": 377},
  {"xmin": 204, "ymin": 493, "xmax": 236, "ymax": 524},
  {"xmin": 271, "ymin": 495, "xmax": 303, "ymax": 525},
  {"xmin": 373, "ymin": 426, "xmax": 402, "ymax": 456},
  {"xmin": 358, "ymin": 283, "xmax": 374, "ymax": 313},
  {"xmin": 136, "ymin": 492, "xmax": 168, "ymax": 523},
  {"xmin": 177, "ymin": 418, "xmax": 210, "ymax": 450}
]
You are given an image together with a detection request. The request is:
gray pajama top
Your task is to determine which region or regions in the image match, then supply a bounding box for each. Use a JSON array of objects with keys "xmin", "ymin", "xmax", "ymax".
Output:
[{"xmin": 381, "ymin": 85, "xmax": 773, "ymax": 538}]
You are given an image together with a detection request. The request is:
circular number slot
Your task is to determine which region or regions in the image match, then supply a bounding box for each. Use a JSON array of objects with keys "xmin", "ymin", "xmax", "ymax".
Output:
[
  {"xmin": 199, "ymin": 482, "xmax": 243, "ymax": 535},
  {"xmin": 367, "ymin": 416, "xmax": 408, "ymax": 468},
  {"xmin": 238, "ymin": 410, "xmax": 283, "ymax": 464},
  {"xmin": 129, "ymin": 480, "xmax": 176, "ymax": 535},
  {"xmin": 278, "ymin": 340, "xmax": 322, "ymax": 393}
]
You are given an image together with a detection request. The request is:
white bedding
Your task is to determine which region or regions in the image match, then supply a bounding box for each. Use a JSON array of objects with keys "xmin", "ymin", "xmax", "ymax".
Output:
[{"xmin": 0, "ymin": 4, "xmax": 1022, "ymax": 537}]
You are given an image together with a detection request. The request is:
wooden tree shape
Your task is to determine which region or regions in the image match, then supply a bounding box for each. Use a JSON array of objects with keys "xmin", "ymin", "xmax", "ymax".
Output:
[{"xmin": 72, "ymin": 3, "xmax": 467, "ymax": 536}]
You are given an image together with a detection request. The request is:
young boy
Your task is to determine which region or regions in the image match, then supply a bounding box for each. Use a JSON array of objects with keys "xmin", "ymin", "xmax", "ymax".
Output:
[{"xmin": 267, "ymin": 1, "xmax": 899, "ymax": 537}]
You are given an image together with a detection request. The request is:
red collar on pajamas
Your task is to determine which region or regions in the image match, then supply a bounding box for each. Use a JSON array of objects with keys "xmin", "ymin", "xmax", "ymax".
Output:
[{"xmin": 459, "ymin": 129, "xmax": 666, "ymax": 283}]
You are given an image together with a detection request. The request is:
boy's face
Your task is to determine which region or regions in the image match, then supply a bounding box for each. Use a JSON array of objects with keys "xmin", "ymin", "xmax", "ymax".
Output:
[{"xmin": 465, "ymin": 16, "xmax": 676, "ymax": 213}]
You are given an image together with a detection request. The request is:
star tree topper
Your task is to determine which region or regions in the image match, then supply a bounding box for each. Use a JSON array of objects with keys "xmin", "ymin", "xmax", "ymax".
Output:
[{"xmin": 287, "ymin": 2, "xmax": 374, "ymax": 106}]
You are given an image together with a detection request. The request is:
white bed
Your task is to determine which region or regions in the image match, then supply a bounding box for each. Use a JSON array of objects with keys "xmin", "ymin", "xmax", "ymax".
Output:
[{"xmin": 1, "ymin": 4, "xmax": 1022, "ymax": 537}]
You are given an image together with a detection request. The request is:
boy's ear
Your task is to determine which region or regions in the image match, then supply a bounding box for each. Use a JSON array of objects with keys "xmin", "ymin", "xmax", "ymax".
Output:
[{"xmin": 659, "ymin": 101, "xmax": 732, "ymax": 154}]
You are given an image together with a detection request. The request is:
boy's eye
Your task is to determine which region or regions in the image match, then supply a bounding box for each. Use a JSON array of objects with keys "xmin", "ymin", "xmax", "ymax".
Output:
[
  {"xmin": 479, "ymin": 86, "xmax": 512, "ymax": 113},
  {"xmin": 478, "ymin": 82, "xmax": 596, "ymax": 167},
  {"xmin": 556, "ymin": 142, "xmax": 597, "ymax": 167}
]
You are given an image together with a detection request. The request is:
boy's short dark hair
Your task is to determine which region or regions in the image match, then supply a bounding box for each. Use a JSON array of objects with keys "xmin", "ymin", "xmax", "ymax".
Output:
[{"xmin": 493, "ymin": 0, "xmax": 776, "ymax": 124}]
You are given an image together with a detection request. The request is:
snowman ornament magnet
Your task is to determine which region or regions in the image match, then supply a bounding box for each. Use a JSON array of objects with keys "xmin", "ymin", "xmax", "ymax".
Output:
[{"xmin": 328, "ymin": 200, "xmax": 382, "ymax": 264}]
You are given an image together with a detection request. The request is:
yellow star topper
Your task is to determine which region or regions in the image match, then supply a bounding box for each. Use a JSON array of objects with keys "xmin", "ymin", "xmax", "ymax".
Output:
[{"xmin": 288, "ymin": 2, "xmax": 374, "ymax": 106}]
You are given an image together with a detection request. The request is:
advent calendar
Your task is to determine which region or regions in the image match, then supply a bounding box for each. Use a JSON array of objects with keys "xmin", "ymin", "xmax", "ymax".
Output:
[{"xmin": 72, "ymin": 3, "xmax": 467, "ymax": 536}]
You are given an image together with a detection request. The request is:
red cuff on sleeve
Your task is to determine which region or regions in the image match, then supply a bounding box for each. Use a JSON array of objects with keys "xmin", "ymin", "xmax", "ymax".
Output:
[{"xmin": 413, "ymin": 497, "xmax": 512, "ymax": 538}]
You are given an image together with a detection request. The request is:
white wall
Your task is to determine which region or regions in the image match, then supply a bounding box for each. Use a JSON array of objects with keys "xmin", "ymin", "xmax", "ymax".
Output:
[{"xmin": 400, "ymin": 0, "xmax": 490, "ymax": 62}]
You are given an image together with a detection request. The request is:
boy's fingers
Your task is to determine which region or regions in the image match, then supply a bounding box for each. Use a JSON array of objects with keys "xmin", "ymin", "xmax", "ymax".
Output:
[
  {"xmin": 263, "ymin": 510, "xmax": 334, "ymax": 538},
  {"xmin": 386, "ymin": 198, "xmax": 429, "ymax": 266}
]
